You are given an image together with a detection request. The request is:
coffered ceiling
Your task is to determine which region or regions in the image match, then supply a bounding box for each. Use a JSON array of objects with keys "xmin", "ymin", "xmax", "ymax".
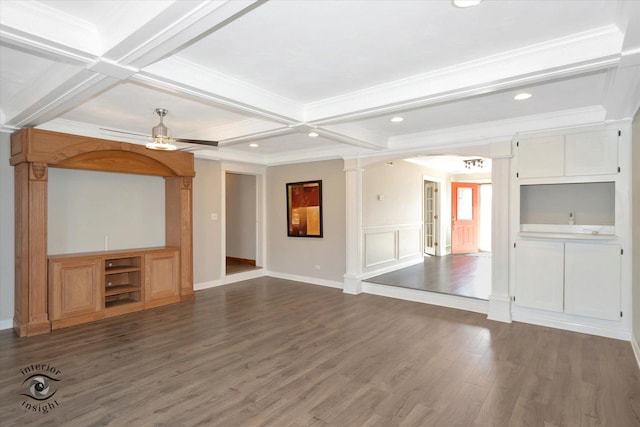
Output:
[{"xmin": 1, "ymin": 0, "xmax": 639, "ymax": 165}]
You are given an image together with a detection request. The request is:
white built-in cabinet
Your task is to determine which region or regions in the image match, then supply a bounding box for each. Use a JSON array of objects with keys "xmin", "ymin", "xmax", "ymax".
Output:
[
  {"xmin": 514, "ymin": 127, "xmax": 623, "ymax": 323},
  {"xmin": 517, "ymin": 129, "xmax": 619, "ymax": 178},
  {"xmin": 515, "ymin": 240, "xmax": 621, "ymax": 320},
  {"xmin": 515, "ymin": 240, "xmax": 564, "ymax": 313},
  {"xmin": 564, "ymin": 242, "xmax": 621, "ymax": 320}
]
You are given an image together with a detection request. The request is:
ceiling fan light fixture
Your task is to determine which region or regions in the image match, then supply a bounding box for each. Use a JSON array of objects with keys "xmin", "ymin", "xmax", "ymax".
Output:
[{"xmin": 146, "ymin": 140, "xmax": 177, "ymax": 151}]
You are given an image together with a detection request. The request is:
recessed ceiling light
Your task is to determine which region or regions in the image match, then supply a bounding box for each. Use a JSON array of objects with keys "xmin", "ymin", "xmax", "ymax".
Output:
[
  {"xmin": 390, "ymin": 116, "xmax": 404, "ymax": 123},
  {"xmin": 452, "ymin": 0, "xmax": 483, "ymax": 8},
  {"xmin": 308, "ymin": 131, "xmax": 319, "ymax": 137},
  {"xmin": 514, "ymin": 92, "xmax": 532, "ymax": 101},
  {"xmin": 249, "ymin": 143, "xmax": 259, "ymax": 148}
]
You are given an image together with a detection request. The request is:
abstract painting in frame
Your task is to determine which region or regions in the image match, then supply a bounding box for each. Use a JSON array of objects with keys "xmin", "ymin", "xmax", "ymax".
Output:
[{"xmin": 286, "ymin": 180, "xmax": 323, "ymax": 238}]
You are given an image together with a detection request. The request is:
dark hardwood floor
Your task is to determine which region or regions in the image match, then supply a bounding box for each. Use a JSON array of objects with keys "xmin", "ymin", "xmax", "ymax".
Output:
[
  {"xmin": 367, "ymin": 253, "xmax": 491, "ymax": 300},
  {"xmin": 1, "ymin": 277, "xmax": 638, "ymax": 426}
]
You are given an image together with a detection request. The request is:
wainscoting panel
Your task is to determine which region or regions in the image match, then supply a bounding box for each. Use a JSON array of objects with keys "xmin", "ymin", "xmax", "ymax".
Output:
[
  {"xmin": 363, "ymin": 224, "xmax": 423, "ymax": 272},
  {"xmin": 398, "ymin": 227, "xmax": 421, "ymax": 259},
  {"xmin": 364, "ymin": 231, "xmax": 396, "ymax": 267}
]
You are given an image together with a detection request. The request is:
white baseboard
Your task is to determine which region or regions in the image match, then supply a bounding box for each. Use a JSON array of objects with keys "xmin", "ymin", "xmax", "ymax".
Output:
[
  {"xmin": 194, "ymin": 279, "xmax": 224, "ymax": 291},
  {"xmin": 0, "ymin": 318, "xmax": 12, "ymax": 331},
  {"xmin": 362, "ymin": 255, "xmax": 424, "ymax": 280},
  {"xmin": 361, "ymin": 282, "xmax": 488, "ymax": 315},
  {"xmin": 632, "ymin": 333, "xmax": 640, "ymax": 370},
  {"xmin": 512, "ymin": 310, "xmax": 631, "ymax": 341},
  {"xmin": 487, "ymin": 295, "xmax": 512, "ymax": 323},
  {"xmin": 266, "ymin": 271, "xmax": 343, "ymax": 289},
  {"xmin": 224, "ymin": 268, "xmax": 266, "ymax": 284}
]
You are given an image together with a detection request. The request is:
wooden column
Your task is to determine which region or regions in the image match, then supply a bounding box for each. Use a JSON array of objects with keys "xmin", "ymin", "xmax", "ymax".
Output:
[
  {"xmin": 165, "ymin": 176, "xmax": 194, "ymax": 300},
  {"xmin": 14, "ymin": 162, "xmax": 50, "ymax": 336}
]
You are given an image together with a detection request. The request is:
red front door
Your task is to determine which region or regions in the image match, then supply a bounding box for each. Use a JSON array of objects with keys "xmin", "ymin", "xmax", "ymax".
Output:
[{"xmin": 451, "ymin": 182, "xmax": 478, "ymax": 254}]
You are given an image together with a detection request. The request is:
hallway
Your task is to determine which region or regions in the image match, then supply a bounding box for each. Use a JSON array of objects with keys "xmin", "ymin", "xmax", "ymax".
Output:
[{"xmin": 366, "ymin": 254, "xmax": 491, "ymax": 300}]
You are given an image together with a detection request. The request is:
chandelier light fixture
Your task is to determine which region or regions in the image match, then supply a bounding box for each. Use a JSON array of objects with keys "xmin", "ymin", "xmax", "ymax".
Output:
[{"xmin": 464, "ymin": 158, "xmax": 484, "ymax": 170}]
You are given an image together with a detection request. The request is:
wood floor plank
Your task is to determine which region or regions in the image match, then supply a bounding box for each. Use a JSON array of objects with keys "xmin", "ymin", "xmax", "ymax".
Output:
[{"xmin": 1, "ymin": 276, "xmax": 639, "ymax": 426}]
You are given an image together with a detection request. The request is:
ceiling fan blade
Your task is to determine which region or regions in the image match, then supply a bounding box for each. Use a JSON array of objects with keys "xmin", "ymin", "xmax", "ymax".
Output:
[
  {"xmin": 173, "ymin": 138, "xmax": 219, "ymax": 147},
  {"xmin": 100, "ymin": 128, "xmax": 150, "ymax": 138}
]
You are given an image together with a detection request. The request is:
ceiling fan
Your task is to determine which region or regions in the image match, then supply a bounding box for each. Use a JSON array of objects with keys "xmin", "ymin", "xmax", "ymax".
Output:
[{"xmin": 101, "ymin": 108, "xmax": 219, "ymax": 151}]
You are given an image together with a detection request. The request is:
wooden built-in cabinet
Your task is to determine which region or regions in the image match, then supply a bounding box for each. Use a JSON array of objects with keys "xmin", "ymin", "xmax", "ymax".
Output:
[
  {"xmin": 11, "ymin": 129, "xmax": 195, "ymax": 337},
  {"xmin": 104, "ymin": 254, "xmax": 144, "ymax": 317},
  {"xmin": 48, "ymin": 257, "xmax": 103, "ymax": 330},
  {"xmin": 144, "ymin": 251, "xmax": 180, "ymax": 309},
  {"xmin": 48, "ymin": 247, "xmax": 180, "ymax": 330}
]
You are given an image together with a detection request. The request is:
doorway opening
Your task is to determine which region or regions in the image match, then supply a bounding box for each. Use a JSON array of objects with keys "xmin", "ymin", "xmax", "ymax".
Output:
[
  {"xmin": 424, "ymin": 180, "xmax": 438, "ymax": 256},
  {"xmin": 368, "ymin": 156, "xmax": 492, "ymax": 300},
  {"xmin": 451, "ymin": 182, "xmax": 492, "ymax": 254},
  {"xmin": 225, "ymin": 172, "xmax": 260, "ymax": 275}
]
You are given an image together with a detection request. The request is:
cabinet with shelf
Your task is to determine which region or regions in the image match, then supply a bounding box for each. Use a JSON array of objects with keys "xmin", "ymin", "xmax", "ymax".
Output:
[
  {"xmin": 48, "ymin": 247, "xmax": 180, "ymax": 329},
  {"xmin": 104, "ymin": 255, "xmax": 144, "ymax": 317},
  {"xmin": 512, "ymin": 127, "xmax": 626, "ymax": 326}
]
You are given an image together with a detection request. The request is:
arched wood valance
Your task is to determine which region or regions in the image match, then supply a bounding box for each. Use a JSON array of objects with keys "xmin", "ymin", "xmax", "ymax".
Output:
[
  {"xmin": 10, "ymin": 128, "xmax": 195, "ymax": 337},
  {"xmin": 10, "ymin": 128, "xmax": 194, "ymax": 177}
]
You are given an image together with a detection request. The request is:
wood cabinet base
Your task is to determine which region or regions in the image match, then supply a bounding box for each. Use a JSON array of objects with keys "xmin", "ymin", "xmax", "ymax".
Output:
[
  {"xmin": 51, "ymin": 312, "xmax": 105, "ymax": 330},
  {"xmin": 46, "ymin": 247, "xmax": 182, "ymax": 332},
  {"xmin": 13, "ymin": 319, "xmax": 51, "ymax": 337}
]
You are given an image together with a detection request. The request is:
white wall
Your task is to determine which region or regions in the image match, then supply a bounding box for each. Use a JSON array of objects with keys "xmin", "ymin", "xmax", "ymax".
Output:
[
  {"xmin": 193, "ymin": 158, "xmax": 222, "ymax": 286},
  {"xmin": 632, "ymin": 108, "xmax": 640, "ymax": 355},
  {"xmin": 266, "ymin": 160, "xmax": 345, "ymax": 284},
  {"xmin": 48, "ymin": 168, "xmax": 165, "ymax": 254},
  {"xmin": 0, "ymin": 133, "xmax": 14, "ymax": 329},
  {"xmin": 363, "ymin": 160, "xmax": 429, "ymax": 226},
  {"xmin": 225, "ymin": 173, "xmax": 256, "ymax": 261}
]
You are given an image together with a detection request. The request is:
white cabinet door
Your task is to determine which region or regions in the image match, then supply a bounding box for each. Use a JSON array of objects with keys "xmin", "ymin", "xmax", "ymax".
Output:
[
  {"xmin": 565, "ymin": 130, "xmax": 618, "ymax": 176},
  {"xmin": 564, "ymin": 242, "xmax": 621, "ymax": 320},
  {"xmin": 517, "ymin": 135, "xmax": 565, "ymax": 178},
  {"xmin": 515, "ymin": 240, "xmax": 564, "ymax": 312}
]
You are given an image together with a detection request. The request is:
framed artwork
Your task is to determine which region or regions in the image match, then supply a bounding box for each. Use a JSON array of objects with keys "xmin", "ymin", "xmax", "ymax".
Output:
[{"xmin": 286, "ymin": 180, "xmax": 323, "ymax": 238}]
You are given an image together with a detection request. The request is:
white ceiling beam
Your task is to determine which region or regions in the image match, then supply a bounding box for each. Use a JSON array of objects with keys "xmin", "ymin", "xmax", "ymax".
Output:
[
  {"xmin": 0, "ymin": 0, "xmax": 268, "ymax": 129},
  {"xmin": 304, "ymin": 26, "xmax": 624, "ymax": 124},
  {"xmin": 219, "ymin": 126, "xmax": 294, "ymax": 147},
  {"xmin": 105, "ymin": 1, "xmax": 265, "ymax": 68},
  {"xmin": 312, "ymin": 127, "xmax": 386, "ymax": 151}
]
